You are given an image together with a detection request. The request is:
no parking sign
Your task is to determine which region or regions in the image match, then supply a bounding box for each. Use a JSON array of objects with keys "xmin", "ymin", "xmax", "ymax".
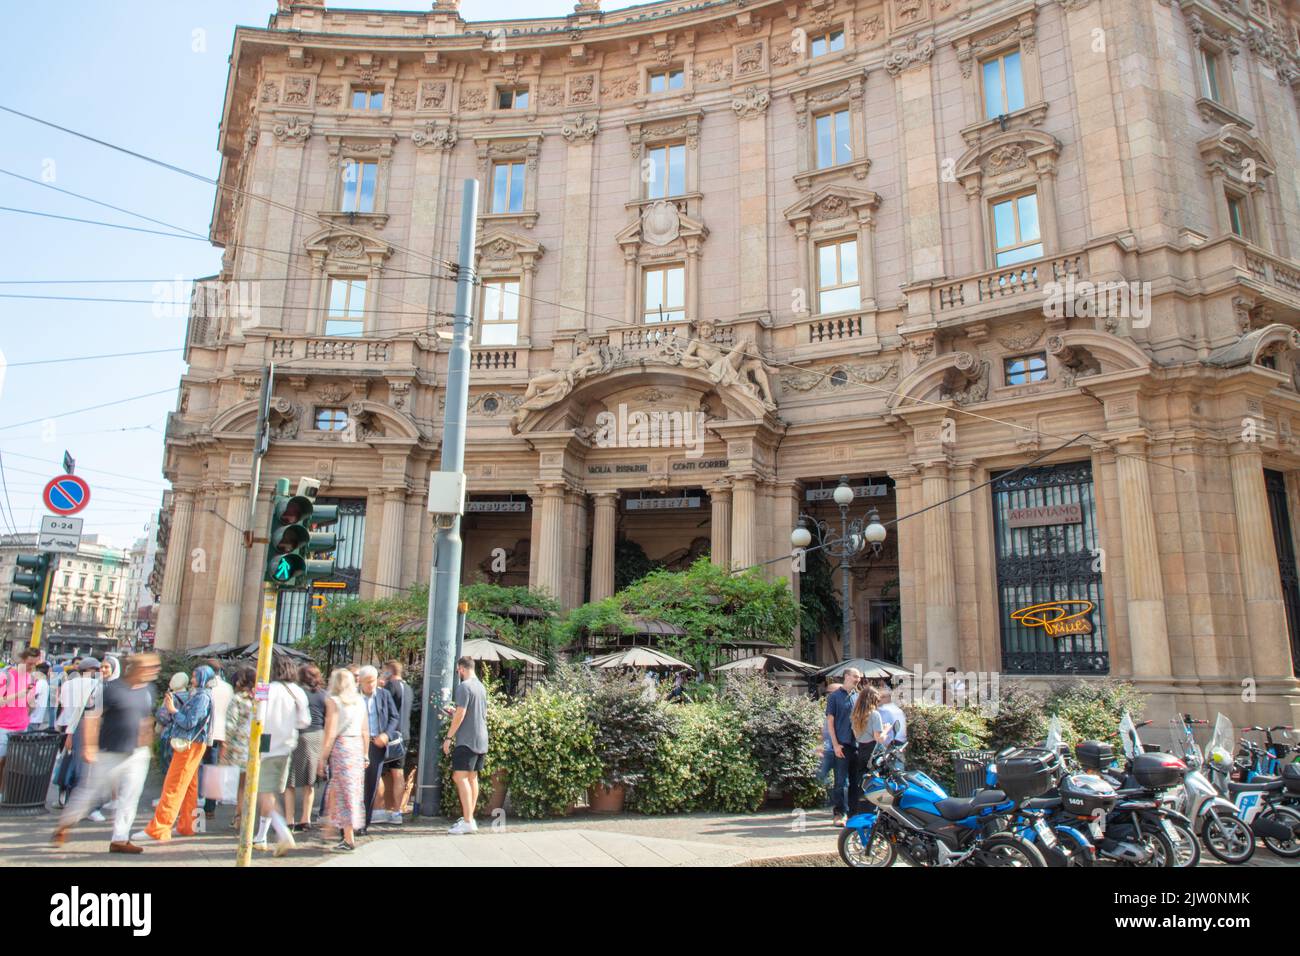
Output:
[{"xmin": 42, "ymin": 474, "xmax": 91, "ymax": 516}]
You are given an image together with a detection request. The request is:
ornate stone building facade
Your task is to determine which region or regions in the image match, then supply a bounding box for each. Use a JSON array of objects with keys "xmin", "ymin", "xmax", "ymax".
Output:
[{"xmin": 161, "ymin": 0, "xmax": 1300, "ymax": 723}]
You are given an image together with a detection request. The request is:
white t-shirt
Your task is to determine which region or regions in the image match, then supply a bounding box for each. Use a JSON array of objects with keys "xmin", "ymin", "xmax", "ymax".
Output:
[
  {"xmin": 869, "ymin": 702, "xmax": 908, "ymax": 746},
  {"xmin": 208, "ymin": 676, "xmax": 233, "ymax": 743},
  {"xmin": 261, "ymin": 681, "xmax": 310, "ymax": 757}
]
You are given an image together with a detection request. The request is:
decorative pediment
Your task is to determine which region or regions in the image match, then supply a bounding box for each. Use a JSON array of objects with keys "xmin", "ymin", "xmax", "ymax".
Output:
[
  {"xmin": 1205, "ymin": 322, "xmax": 1300, "ymax": 369},
  {"xmin": 1044, "ymin": 329, "xmax": 1151, "ymax": 374},
  {"xmin": 1197, "ymin": 123, "xmax": 1276, "ymax": 181},
  {"xmin": 615, "ymin": 201, "xmax": 708, "ymax": 255},
  {"xmin": 475, "ymin": 228, "xmax": 544, "ymax": 275},
  {"xmin": 954, "ymin": 128, "xmax": 1061, "ymax": 191},
  {"xmin": 888, "ymin": 351, "xmax": 989, "ymax": 411},
  {"xmin": 303, "ymin": 227, "xmax": 393, "ymax": 267},
  {"xmin": 783, "ymin": 183, "xmax": 881, "ymax": 234}
]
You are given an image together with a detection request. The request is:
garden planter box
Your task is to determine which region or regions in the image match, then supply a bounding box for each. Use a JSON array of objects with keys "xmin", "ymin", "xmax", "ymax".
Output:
[{"xmin": 588, "ymin": 782, "xmax": 626, "ymax": 814}]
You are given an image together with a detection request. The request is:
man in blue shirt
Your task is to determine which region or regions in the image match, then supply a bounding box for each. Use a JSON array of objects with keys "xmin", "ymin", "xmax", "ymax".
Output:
[{"xmin": 825, "ymin": 667, "xmax": 861, "ymax": 826}]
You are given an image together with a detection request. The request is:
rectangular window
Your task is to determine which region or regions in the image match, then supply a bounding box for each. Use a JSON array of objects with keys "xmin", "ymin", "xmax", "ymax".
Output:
[
  {"xmin": 78, "ymin": 576, "xmax": 86, "ymax": 590},
  {"xmin": 642, "ymin": 265, "xmax": 685, "ymax": 324},
  {"xmin": 982, "ymin": 51, "xmax": 1026, "ymax": 119},
  {"xmin": 314, "ymin": 407, "xmax": 348, "ymax": 431},
  {"xmin": 810, "ymin": 29, "xmax": 845, "ymax": 58},
  {"xmin": 497, "ymin": 87, "xmax": 529, "ymax": 110},
  {"xmin": 1004, "ymin": 353, "xmax": 1048, "ymax": 385},
  {"xmin": 991, "ymin": 192, "xmax": 1044, "ymax": 266},
  {"xmin": 325, "ymin": 278, "xmax": 367, "ymax": 336},
  {"xmin": 992, "ymin": 462, "xmax": 1107, "ymax": 675},
  {"xmin": 491, "ymin": 161, "xmax": 525, "ymax": 214},
  {"xmin": 340, "ymin": 160, "xmax": 378, "ymax": 214},
  {"xmin": 816, "ymin": 238, "xmax": 860, "ymax": 313},
  {"xmin": 814, "ymin": 109, "xmax": 852, "ymax": 169},
  {"xmin": 1201, "ymin": 49, "xmax": 1222, "ymax": 102},
  {"xmin": 92, "ymin": 577, "xmax": 101, "ymax": 592},
  {"xmin": 645, "ymin": 143, "xmax": 687, "ymax": 199},
  {"xmin": 648, "ymin": 69, "xmax": 685, "ymax": 93},
  {"xmin": 480, "ymin": 279, "xmax": 521, "ymax": 345},
  {"xmin": 1227, "ymin": 192, "xmax": 1252, "ymax": 240},
  {"xmin": 350, "ymin": 88, "xmax": 384, "ymax": 111}
]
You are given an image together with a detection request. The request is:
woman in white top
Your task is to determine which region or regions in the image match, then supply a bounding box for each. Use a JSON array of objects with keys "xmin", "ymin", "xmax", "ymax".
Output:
[{"xmin": 319, "ymin": 668, "xmax": 369, "ymax": 851}]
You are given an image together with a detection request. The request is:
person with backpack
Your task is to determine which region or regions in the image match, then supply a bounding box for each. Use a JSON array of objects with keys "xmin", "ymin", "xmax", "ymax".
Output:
[
  {"xmin": 377, "ymin": 660, "xmax": 410, "ymax": 825},
  {"xmin": 132, "ymin": 664, "xmax": 215, "ymax": 844}
]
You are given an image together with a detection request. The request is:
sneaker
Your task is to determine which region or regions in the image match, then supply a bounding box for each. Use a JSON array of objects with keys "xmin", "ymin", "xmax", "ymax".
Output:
[
  {"xmin": 274, "ymin": 833, "xmax": 295, "ymax": 858},
  {"xmin": 388, "ymin": 811, "xmax": 404, "ymax": 826},
  {"xmin": 447, "ymin": 819, "xmax": 473, "ymax": 835},
  {"xmin": 252, "ymin": 842, "xmax": 270, "ymax": 852},
  {"xmin": 87, "ymin": 810, "xmax": 107, "ymax": 823},
  {"xmin": 332, "ymin": 840, "xmax": 355, "ymax": 852},
  {"xmin": 130, "ymin": 830, "xmax": 159, "ymax": 844},
  {"xmin": 467, "ymin": 818, "xmax": 478, "ymax": 832},
  {"xmin": 101, "ymin": 800, "xmax": 117, "ymax": 812}
]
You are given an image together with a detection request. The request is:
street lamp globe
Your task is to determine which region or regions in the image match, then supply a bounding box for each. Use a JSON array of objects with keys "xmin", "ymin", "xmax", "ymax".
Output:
[
  {"xmin": 833, "ymin": 477, "xmax": 855, "ymax": 508},
  {"xmin": 791, "ymin": 525, "xmax": 813, "ymax": 549},
  {"xmin": 865, "ymin": 514, "xmax": 887, "ymax": 546}
]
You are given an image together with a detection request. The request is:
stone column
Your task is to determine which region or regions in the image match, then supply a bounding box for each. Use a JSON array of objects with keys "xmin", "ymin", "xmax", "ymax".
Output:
[
  {"xmin": 374, "ymin": 487, "xmax": 407, "ymax": 598},
  {"xmin": 155, "ymin": 490, "xmax": 195, "ymax": 651},
  {"xmin": 965, "ymin": 183, "xmax": 985, "ymax": 272},
  {"xmin": 1114, "ymin": 440, "xmax": 1173, "ymax": 678},
  {"xmin": 737, "ymin": 98, "xmax": 769, "ymax": 317},
  {"xmin": 210, "ymin": 483, "xmax": 250, "ymax": 646},
  {"xmin": 709, "ymin": 481, "xmax": 732, "ymax": 567},
  {"xmin": 558, "ymin": 129, "xmax": 596, "ymax": 332},
  {"xmin": 1229, "ymin": 445, "xmax": 1295, "ymax": 678},
  {"xmin": 730, "ymin": 476, "xmax": 757, "ymax": 570},
  {"xmin": 536, "ymin": 482, "xmax": 567, "ymax": 602},
  {"xmin": 892, "ymin": 55, "xmax": 945, "ymax": 281},
  {"xmin": 590, "ymin": 491, "xmax": 618, "ymax": 602},
  {"xmin": 921, "ymin": 463, "xmax": 958, "ymax": 669}
]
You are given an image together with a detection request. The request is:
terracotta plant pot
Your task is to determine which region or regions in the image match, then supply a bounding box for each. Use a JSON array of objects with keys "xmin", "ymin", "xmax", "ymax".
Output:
[
  {"xmin": 486, "ymin": 770, "xmax": 508, "ymax": 814},
  {"xmin": 588, "ymin": 782, "xmax": 626, "ymax": 814}
]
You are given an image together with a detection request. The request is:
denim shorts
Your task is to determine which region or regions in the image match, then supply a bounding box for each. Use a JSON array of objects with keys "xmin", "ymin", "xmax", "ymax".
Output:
[{"xmin": 0, "ymin": 727, "xmax": 14, "ymax": 759}]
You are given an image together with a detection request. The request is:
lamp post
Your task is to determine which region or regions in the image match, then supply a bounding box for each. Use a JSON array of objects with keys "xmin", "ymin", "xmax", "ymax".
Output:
[{"xmin": 792, "ymin": 476, "xmax": 888, "ymax": 662}]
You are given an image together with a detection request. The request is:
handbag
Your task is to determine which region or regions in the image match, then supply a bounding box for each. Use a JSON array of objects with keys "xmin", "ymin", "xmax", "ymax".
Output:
[
  {"xmin": 383, "ymin": 732, "xmax": 406, "ymax": 764},
  {"xmin": 199, "ymin": 764, "xmax": 240, "ymax": 804}
]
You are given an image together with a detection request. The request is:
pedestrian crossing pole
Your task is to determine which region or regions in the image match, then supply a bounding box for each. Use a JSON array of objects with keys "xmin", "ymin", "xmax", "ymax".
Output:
[
  {"xmin": 26, "ymin": 558, "xmax": 55, "ymax": 650},
  {"xmin": 235, "ymin": 582, "xmax": 278, "ymax": 867}
]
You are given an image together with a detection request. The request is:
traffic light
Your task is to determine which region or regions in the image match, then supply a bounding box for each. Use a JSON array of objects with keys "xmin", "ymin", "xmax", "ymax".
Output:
[
  {"xmin": 11, "ymin": 553, "xmax": 53, "ymax": 613},
  {"xmin": 263, "ymin": 477, "xmax": 339, "ymax": 588}
]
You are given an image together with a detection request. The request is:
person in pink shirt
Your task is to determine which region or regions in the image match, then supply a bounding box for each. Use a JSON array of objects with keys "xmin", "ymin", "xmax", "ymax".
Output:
[{"xmin": 0, "ymin": 647, "xmax": 44, "ymax": 784}]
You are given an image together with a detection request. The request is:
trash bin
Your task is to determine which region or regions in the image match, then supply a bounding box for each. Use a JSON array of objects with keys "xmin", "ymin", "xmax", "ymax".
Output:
[
  {"xmin": 951, "ymin": 749, "xmax": 994, "ymax": 798},
  {"xmin": 0, "ymin": 730, "xmax": 62, "ymax": 816}
]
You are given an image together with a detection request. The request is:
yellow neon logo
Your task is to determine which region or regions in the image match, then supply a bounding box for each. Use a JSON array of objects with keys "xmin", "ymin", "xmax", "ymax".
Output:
[{"xmin": 1010, "ymin": 600, "xmax": 1095, "ymax": 637}]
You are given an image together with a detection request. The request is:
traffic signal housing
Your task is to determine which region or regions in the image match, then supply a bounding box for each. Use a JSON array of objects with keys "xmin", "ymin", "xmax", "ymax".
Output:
[
  {"xmin": 12, "ymin": 553, "xmax": 53, "ymax": 613},
  {"xmin": 263, "ymin": 477, "xmax": 339, "ymax": 588}
]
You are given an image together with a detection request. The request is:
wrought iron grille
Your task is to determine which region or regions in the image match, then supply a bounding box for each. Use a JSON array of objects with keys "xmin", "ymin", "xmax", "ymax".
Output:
[
  {"xmin": 991, "ymin": 461, "xmax": 1108, "ymax": 674},
  {"xmin": 1264, "ymin": 470, "xmax": 1300, "ymax": 677}
]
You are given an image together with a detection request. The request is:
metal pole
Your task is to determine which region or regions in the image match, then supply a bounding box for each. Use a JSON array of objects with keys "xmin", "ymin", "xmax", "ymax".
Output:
[
  {"xmin": 28, "ymin": 555, "xmax": 54, "ymax": 650},
  {"xmin": 236, "ymin": 581, "xmax": 278, "ymax": 866},
  {"xmin": 242, "ymin": 364, "xmax": 274, "ymax": 549},
  {"xmin": 840, "ymin": 504, "xmax": 850, "ymax": 662},
  {"xmin": 416, "ymin": 178, "xmax": 478, "ymax": 818}
]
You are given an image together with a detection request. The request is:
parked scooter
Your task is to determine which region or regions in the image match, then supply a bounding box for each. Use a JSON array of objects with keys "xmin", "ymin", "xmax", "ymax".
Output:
[
  {"xmin": 1201, "ymin": 713, "xmax": 1300, "ymax": 860},
  {"xmin": 1164, "ymin": 716, "xmax": 1243, "ymax": 865}
]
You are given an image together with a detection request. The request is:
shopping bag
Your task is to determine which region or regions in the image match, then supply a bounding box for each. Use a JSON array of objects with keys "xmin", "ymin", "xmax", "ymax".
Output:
[{"xmin": 199, "ymin": 764, "xmax": 240, "ymax": 804}]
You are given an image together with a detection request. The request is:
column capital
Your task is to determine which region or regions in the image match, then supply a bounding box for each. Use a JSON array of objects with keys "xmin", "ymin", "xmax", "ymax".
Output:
[
  {"xmin": 1228, "ymin": 441, "xmax": 1267, "ymax": 461},
  {"xmin": 534, "ymin": 480, "xmax": 570, "ymax": 498},
  {"xmin": 707, "ymin": 479, "xmax": 733, "ymax": 499},
  {"xmin": 590, "ymin": 490, "xmax": 620, "ymax": 503}
]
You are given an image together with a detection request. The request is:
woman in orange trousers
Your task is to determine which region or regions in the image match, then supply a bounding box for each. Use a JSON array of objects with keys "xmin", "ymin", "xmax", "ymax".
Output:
[{"xmin": 135, "ymin": 665, "xmax": 215, "ymax": 843}]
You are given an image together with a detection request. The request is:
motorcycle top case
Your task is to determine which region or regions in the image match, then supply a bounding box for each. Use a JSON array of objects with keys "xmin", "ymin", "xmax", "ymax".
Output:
[
  {"xmin": 993, "ymin": 747, "xmax": 1056, "ymax": 801},
  {"xmin": 1131, "ymin": 752, "xmax": 1186, "ymax": 790},
  {"xmin": 1283, "ymin": 762, "xmax": 1300, "ymax": 794},
  {"xmin": 1074, "ymin": 740, "xmax": 1116, "ymax": 772},
  {"xmin": 1057, "ymin": 773, "xmax": 1118, "ymax": 815}
]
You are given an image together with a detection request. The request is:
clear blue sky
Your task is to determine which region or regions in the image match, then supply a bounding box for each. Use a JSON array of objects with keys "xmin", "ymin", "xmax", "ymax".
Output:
[{"xmin": 0, "ymin": 0, "xmax": 610, "ymax": 547}]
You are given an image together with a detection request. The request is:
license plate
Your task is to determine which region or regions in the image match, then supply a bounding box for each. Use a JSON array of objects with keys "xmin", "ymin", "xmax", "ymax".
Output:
[{"xmin": 1035, "ymin": 820, "xmax": 1056, "ymax": 846}]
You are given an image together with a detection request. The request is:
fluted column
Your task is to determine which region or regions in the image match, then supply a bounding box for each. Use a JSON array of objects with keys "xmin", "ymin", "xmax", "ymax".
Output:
[
  {"xmin": 1229, "ymin": 445, "xmax": 1295, "ymax": 678},
  {"xmin": 536, "ymin": 482, "xmax": 567, "ymax": 602},
  {"xmin": 210, "ymin": 483, "xmax": 251, "ymax": 645},
  {"xmin": 374, "ymin": 487, "xmax": 407, "ymax": 598},
  {"xmin": 921, "ymin": 463, "xmax": 958, "ymax": 669},
  {"xmin": 590, "ymin": 492, "xmax": 618, "ymax": 602},
  {"xmin": 730, "ymin": 476, "xmax": 756, "ymax": 570},
  {"xmin": 709, "ymin": 482, "xmax": 732, "ymax": 567},
  {"xmin": 155, "ymin": 489, "xmax": 195, "ymax": 651},
  {"xmin": 1114, "ymin": 440, "xmax": 1173, "ymax": 678}
]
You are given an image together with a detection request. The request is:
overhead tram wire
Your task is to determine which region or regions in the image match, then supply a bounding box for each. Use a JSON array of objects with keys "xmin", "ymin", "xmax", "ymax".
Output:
[{"xmin": 1, "ymin": 104, "xmax": 1183, "ymax": 479}]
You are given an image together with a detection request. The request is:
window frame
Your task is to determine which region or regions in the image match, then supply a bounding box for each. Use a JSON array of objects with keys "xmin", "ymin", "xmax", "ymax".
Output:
[
  {"xmin": 809, "ymin": 28, "xmax": 846, "ymax": 59},
  {"xmin": 813, "ymin": 108, "xmax": 853, "ymax": 170},
  {"xmin": 350, "ymin": 87, "xmax": 385, "ymax": 112},
  {"xmin": 490, "ymin": 160, "xmax": 526, "ymax": 215},
  {"xmin": 339, "ymin": 158, "xmax": 379, "ymax": 214},
  {"xmin": 1226, "ymin": 188, "xmax": 1254, "ymax": 241},
  {"xmin": 495, "ymin": 86, "xmax": 530, "ymax": 111},
  {"xmin": 643, "ymin": 141, "xmax": 688, "ymax": 200},
  {"xmin": 815, "ymin": 236, "xmax": 862, "ymax": 315},
  {"xmin": 641, "ymin": 264, "xmax": 687, "ymax": 325},
  {"xmin": 980, "ymin": 49, "xmax": 1027, "ymax": 120},
  {"xmin": 1004, "ymin": 352, "xmax": 1049, "ymax": 386},
  {"xmin": 647, "ymin": 67, "xmax": 686, "ymax": 94},
  {"xmin": 989, "ymin": 190, "xmax": 1045, "ymax": 268},
  {"xmin": 314, "ymin": 407, "xmax": 349, "ymax": 432},
  {"xmin": 479, "ymin": 277, "xmax": 522, "ymax": 346},
  {"xmin": 324, "ymin": 276, "xmax": 368, "ymax": 337}
]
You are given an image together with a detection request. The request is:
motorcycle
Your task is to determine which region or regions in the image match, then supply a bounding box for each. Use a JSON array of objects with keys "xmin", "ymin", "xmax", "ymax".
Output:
[
  {"xmin": 1161, "ymin": 715, "xmax": 1242, "ymax": 867},
  {"xmin": 1237, "ymin": 724, "xmax": 1297, "ymax": 779},
  {"xmin": 838, "ymin": 725, "xmax": 1048, "ymax": 868},
  {"xmin": 1202, "ymin": 713, "xmax": 1300, "ymax": 860}
]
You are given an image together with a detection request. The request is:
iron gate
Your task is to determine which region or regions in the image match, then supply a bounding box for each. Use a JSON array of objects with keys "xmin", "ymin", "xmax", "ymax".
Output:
[{"xmin": 1264, "ymin": 469, "xmax": 1300, "ymax": 676}]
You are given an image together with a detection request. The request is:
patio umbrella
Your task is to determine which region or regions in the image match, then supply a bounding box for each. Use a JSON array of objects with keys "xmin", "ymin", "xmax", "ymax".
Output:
[
  {"xmin": 715, "ymin": 653, "xmax": 820, "ymax": 675},
  {"xmin": 588, "ymin": 647, "xmax": 694, "ymax": 671},
  {"xmin": 220, "ymin": 641, "xmax": 315, "ymax": 663},
  {"xmin": 460, "ymin": 637, "xmax": 547, "ymax": 667},
  {"xmin": 813, "ymin": 658, "xmax": 914, "ymax": 681}
]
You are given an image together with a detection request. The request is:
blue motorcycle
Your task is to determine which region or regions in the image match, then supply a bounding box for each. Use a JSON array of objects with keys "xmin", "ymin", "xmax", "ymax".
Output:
[{"xmin": 838, "ymin": 735, "xmax": 1049, "ymax": 868}]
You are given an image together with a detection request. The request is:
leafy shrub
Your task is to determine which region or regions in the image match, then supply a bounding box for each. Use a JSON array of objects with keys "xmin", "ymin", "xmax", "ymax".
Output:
[
  {"xmin": 628, "ymin": 700, "xmax": 766, "ymax": 814},
  {"xmin": 1046, "ymin": 679, "xmax": 1146, "ymax": 745},
  {"xmin": 986, "ymin": 681, "xmax": 1050, "ymax": 752},
  {"xmin": 901, "ymin": 701, "xmax": 991, "ymax": 790},
  {"xmin": 586, "ymin": 673, "xmax": 675, "ymax": 788},
  {"xmin": 490, "ymin": 686, "xmax": 600, "ymax": 818},
  {"xmin": 725, "ymin": 676, "xmax": 824, "ymax": 808}
]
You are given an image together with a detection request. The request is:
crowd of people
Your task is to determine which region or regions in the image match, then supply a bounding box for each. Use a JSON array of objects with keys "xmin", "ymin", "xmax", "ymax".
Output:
[
  {"xmin": 0, "ymin": 646, "xmax": 493, "ymax": 857},
  {"xmin": 819, "ymin": 667, "xmax": 909, "ymax": 827}
]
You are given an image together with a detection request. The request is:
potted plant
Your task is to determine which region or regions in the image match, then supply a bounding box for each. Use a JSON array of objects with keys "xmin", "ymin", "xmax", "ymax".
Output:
[{"xmin": 586, "ymin": 673, "xmax": 673, "ymax": 813}]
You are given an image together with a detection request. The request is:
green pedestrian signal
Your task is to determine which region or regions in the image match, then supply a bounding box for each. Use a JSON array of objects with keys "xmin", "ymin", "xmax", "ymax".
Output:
[
  {"xmin": 263, "ymin": 477, "xmax": 340, "ymax": 588},
  {"xmin": 11, "ymin": 553, "xmax": 53, "ymax": 612}
]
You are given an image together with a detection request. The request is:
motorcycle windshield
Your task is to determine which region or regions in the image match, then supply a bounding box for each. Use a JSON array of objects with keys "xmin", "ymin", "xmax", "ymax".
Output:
[
  {"xmin": 1169, "ymin": 718, "xmax": 1199, "ymax": 765},
  {"xmin": 1118, "ymin": 710, "xmax": 1143, "ymax": 761},
  {"xmin": 1208, "ymin": 713, "xmax": 1235, "ymax": 775},
  {"xmin": 1044, "ymin": 716, "xmax": 1064, "ymax": 755}
]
